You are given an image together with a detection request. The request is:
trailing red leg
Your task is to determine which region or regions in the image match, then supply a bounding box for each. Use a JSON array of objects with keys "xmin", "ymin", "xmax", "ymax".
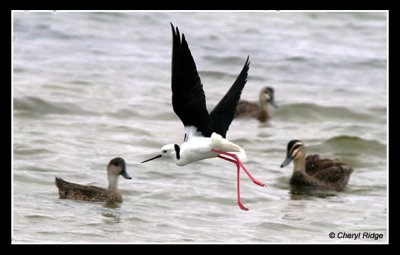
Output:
[
  {"xmin": 218, "ymin": 155, "xmax": 248, "ymax": 211},
  {"xmin": 213, "ymin": 149, "xmax": 265, "ymax": 187}
]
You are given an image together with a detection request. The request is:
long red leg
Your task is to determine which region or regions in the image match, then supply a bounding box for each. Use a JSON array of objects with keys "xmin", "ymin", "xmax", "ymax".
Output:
[
  {"xmin": 212, "ymin": 149, "xmax": 265, "ymax": 187},
  {"xmin": 218, "ymin": 155, "xmax": 249, "ymax": 211}
]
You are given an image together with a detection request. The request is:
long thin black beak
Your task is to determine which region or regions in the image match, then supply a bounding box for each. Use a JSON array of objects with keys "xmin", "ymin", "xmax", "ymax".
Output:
[
  {"xmin": 280, "ymin": 156, "xmax": 293, "ymax": 168},
  {"xmin": 120, "ymin": 168, "xmax": 132, "ymax": 179},
  {"xmin": 141, "ymin": 154, "xmax": 162, "ymax": 163}
]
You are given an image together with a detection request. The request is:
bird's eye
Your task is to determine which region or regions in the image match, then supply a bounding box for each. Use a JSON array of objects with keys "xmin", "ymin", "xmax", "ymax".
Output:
[{"xmin": 162, "ymin": 150, "xmax": 167, "ymax": 153}]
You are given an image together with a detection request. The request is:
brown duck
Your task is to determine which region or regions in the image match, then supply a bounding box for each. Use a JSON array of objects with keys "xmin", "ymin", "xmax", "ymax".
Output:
[
  {"xmin": 55, "ymin": 157, "xmax": 132, "ymax": 203},
  {"xmin": 234, "ymin": 86, "xmax": 278, "ymax": 122},
  {"xmin": 280, "ymin": 140, "xmax": 353, "ymax": 191}
]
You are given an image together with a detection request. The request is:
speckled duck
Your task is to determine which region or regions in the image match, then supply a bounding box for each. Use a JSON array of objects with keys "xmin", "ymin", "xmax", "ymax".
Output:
[
  {"xmin": 235, "ymin": 86, "xmax": 278, "ymax": 122},
  {"xmin": 55, "ymin": 157, "xmax": 131, "ymax": 203}
]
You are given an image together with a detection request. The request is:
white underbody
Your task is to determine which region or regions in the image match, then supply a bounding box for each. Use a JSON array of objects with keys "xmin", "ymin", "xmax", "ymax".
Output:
[{"xmin": 175, "ymin": 132, "xmax": 247, "ymax": 166}]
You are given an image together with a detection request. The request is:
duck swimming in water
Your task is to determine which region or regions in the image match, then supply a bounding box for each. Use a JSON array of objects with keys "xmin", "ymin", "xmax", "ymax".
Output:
[
  {"xmin": 280, "ymin": 140, "xmax": 353, "ymax": 191},
  {"xmin": 55, "ymin": 157, "xmax": 132, "ymax": 203},
  {"xmin": 234, "ymin": 86, "xmax": 278, "ymax": 122}
]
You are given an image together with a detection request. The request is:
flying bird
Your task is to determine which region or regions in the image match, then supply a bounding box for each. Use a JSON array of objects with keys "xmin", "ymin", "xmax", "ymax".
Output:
[{"xmin": 141, "ymin": 23, "xmax": 265, "ymax": 211}]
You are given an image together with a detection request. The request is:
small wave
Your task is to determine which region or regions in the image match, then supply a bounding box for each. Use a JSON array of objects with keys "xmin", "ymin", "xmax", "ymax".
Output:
[
  {"xmin": 198, "ymin": 70, "xmax": 242, "ymax": 82},
  {"xmin": 284, "ymin": 56, "xmax": 308, "ymax": 62},
  {"xmin": 105, "ymin": 106, "xmax": 177, "ymax": 122},
  {"xmin": 198, "ymin": 70, "xmax": 228, "ymax": 79},
  {"xmin": 368, "ymin": 106, "xmax": 387, "ymax": 115},
  {"xmin": 87, "ymin": 12, "xmax": 130, "ymax": 22},
  {"xmin": 13, "ymin": 172, "xmax": 52, "ymax": 185},
  {"xmin": 67, "ymin": 80, "xmax": 94, "ymax": 86},
  {"xmin": 13, "ymin": 96, "xmax": 95, "ymax": 117},
  {"xmin": 257, "ymin": 221, "xmax": 307, "ymax": 231},
  {"xmin": 321, "ymin": 135, "xmax": 386, "ymax": 158},
  {"xmin": 13, "ymin": 147, "xmax": 53, "ymax": 156},
  {"xmin": 13, "ymin": 67, "xmax": 27, "ymax": 73},
  {"xmin": 106, "ymin": 108, "xmax": 142, "ymax": 119},
  {"xmin": 352, "ymin": 58, "xmax": 387, "ymax": 69},
  {"xmin": 202, "ymin": 55, "xmax": 246, "ymax": 65},
  {"xmin": 24, "ymin": 214, "xmax": 53, "ymax": 220},
  {"xmin": 275, "ymin": 103, "xmax": 375, "ymax": 122},
  {"xmin": 30, "ymin": 22, "xmax": 77, "ymax": 41}
]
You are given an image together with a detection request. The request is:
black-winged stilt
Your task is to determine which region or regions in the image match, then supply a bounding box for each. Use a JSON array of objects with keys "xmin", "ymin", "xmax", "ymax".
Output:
[{"xmin": 142, "ymin": 23, "xmax": 265, "ymax": 211}]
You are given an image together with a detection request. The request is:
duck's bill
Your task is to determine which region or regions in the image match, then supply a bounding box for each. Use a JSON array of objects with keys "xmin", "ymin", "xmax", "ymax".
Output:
[
  {"xmin": 120, "ymin": 168, "xmax": 132, "ymax": 179},
  {"xmin": 270, "ymin": 97, "xmax": 278, "ymax": 108},
  {"xmin": 280, "ymin": 156, "xmax": 293, "ymax": 168},
  {"xmin": 141, "ymin": 154, "xmax": 162, "ymax": 163}
]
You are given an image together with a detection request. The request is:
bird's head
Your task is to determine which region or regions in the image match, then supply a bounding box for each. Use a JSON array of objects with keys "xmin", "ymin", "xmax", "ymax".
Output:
[
  {"xmin": 260, "ymin": 86, "xmax": 278, "ymax": 108},
  {"xmin": 107, "ymin": 157, "xmax": 132, "ymax": 179},
  {"xmin": 141, "ymin": 144, "xmax": 180, "ymax": 163},
  {"xmin": 280, "ymin": 140, "xmax": 305, "ymax": 168}
]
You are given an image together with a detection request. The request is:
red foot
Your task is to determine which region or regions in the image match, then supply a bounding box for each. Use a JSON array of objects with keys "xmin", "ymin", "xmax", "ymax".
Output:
[
  {"xmin": 253, "ymin": 179, "xmax": 266, "ymax": 187},
  {"xmin": 238, "ymin": 201, "xmax": 249, "ymax": 211}
]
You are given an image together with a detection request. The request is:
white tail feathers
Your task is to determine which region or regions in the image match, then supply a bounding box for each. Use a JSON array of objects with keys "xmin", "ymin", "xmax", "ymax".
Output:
[
  {"xmin": 211, "ymin": 133, "xmax": 248, "ymax": 162},
  {"xmin": 236, "ymin": 147, "xmax": 248, "ymax": 162}
]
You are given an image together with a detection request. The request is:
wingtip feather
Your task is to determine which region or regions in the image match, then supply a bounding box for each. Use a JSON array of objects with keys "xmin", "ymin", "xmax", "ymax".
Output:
[{"xmin": 245, "ymin": 55, "xmax": 251, "ymax": 67}]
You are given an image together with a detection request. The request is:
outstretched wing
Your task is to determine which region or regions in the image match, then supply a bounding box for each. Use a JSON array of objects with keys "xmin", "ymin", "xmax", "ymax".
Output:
[
  {"xmin": 209, "ymin": 57, "xmax": 250, "ymax": 138},
  {"xmin": 170, "ymin": 23, "xmax": 212, "ymax": 139}
]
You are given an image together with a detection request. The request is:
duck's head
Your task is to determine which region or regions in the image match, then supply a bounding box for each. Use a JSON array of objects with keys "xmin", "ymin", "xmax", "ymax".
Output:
[
  {"xmin": 260, "ymin": 86, "xmax": 278, "ymax": 108},
  {"xmin": 141, "ymin": 144, "xmax": 180, "ymax": 163},
  {"xmin": 108, "ymin": 157, "xmax": 131, "ymax": 179},
  {"xmin": 280, "ymin": 140, "xmax": 305, "ymax": 168}
]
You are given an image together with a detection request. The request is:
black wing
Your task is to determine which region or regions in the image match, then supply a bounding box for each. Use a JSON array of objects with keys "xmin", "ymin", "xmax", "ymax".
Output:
[
  {"xmin": 170, "ymin": 23, "xmax": 212, "ymax": 138},
  {"xmin": 209, "ymin": 56, "xmax": 250, "ymax": 138}
]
